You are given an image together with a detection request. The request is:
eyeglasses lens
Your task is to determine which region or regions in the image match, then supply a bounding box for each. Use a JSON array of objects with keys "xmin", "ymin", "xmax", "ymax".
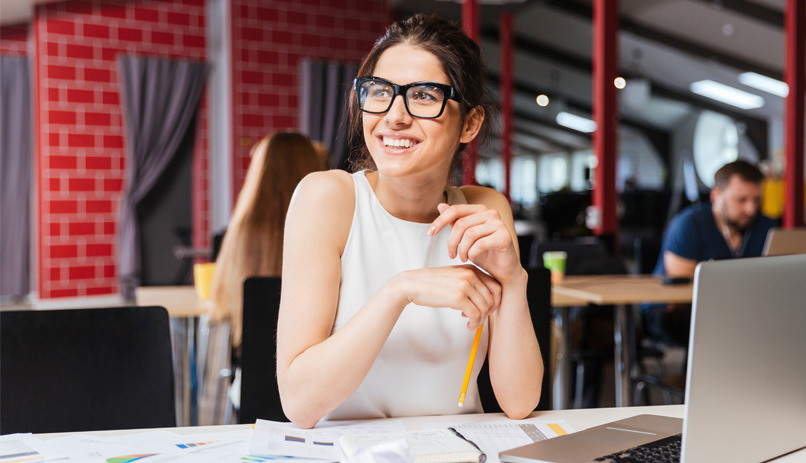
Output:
[{"xmin": 359, "ymin": 80, "xmax": 445, "ymax": 118}]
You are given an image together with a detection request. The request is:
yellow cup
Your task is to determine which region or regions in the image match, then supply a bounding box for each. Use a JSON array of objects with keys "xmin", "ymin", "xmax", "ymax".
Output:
[{"xmin": 193, "ymin": 262, "xmax": 216, "ymax": 301}]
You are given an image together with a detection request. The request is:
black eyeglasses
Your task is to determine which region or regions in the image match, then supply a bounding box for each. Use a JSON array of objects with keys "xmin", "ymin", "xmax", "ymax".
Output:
[{"xmin": 354, "ymin": 76, "xmax": 461, "ymax": 119}]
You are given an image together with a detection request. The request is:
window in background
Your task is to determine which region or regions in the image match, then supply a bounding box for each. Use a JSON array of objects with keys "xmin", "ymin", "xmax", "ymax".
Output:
[
  {"xmin": 538, "ymin": 153, "xmax": 569, "ymax": 193},
  {"xmin": 512, "ymin": 156, "xmax": 538, "ymax": 208},
  {"xmin": 476, "ymin": 155, "xmax": 538, "ymax": 208},
  {"xmin": 693, "ymin": 110, "xmax": 739, "ymax": 188},
  {"xmin": 476, "ymin": 157, "xmax": 505, "ymax": 192},
  {"xmin": 570, "ymin": 150, "xmax": 595, "ymax": 191}
]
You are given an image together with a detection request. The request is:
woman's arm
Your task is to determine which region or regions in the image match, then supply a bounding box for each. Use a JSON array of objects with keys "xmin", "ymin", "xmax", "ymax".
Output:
[
  {"xmin": 277, "ymin": 172, "xmax": 502, "ymax": 428},
  {"xmin": 431, "ymin": 187, "xmax": 543, "ymax": 419}
]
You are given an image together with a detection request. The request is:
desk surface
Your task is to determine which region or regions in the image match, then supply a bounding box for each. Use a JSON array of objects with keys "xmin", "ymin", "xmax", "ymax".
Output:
[
  {"xmin": 552, "ymin": 275, "xmax": 694, "ymax": 305},
  {"xmin": 135, "ymin": 285, "xmax": 210, "ymax": 318},
  {"xmin": 35, "ymin": 405, "xmax": 806, "ymax": 462},
  {"xmin": 37, "ymin": 405, "xmax": 684, "ymax": 440},
  {"xmin": 550, "ymin": 289, "xmax": 589, "ymax": 307}
]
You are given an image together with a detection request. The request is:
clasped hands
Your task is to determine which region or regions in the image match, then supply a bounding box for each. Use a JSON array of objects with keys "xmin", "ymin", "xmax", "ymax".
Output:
[{"xmin": 397, "ymin": 203, "xmax": 522, "ymax": 330}]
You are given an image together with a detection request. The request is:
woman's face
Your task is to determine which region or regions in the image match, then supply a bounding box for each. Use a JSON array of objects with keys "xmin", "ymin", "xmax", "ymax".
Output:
[{"xmin": 362, "ymin": 44, "xmax": 477, "ymax": 181}]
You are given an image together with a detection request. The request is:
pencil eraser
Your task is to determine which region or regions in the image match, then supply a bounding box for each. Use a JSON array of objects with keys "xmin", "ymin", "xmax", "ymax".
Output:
[{"xmin": 458, "ymin": 402, "xmax": 463, "ymax": 407}]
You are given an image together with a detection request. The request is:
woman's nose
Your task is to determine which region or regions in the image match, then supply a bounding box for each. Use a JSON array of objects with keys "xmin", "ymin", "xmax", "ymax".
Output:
[{"xmin": 384, "ymin": 94, "xmax": 413, "ymax": 126}]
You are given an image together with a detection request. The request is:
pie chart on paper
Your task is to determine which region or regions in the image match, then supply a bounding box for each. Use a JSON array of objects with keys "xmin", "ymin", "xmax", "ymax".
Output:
[{"xmin": 105, "ymin": 455, "xmax": 157, "ymax": 463}]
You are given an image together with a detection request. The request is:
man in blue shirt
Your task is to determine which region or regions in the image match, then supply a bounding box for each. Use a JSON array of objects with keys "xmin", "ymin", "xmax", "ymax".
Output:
[{"xmin": 645, "ymin": 160, "xmax": 775, "ymax": 345}]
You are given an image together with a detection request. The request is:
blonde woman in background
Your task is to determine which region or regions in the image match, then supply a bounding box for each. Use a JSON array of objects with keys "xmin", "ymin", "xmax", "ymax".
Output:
[{"xmin": 210, "ymin": 131, "xmax": 324, "ymax": 349}]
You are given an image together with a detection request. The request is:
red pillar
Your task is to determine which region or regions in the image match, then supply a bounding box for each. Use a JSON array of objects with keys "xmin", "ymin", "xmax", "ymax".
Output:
[
  {"xmin": 462, "ymin": 0, "xmax": 479, "ymax": 186},
  {"xmin": 785, "ymin": 0, "xmax": 805, "ymax": 228},
  {"xmin": 500, "ymin": 12, "xmax": 513, "ymax": 202},
  {"xmin": 592, "ymin": 0, "xmax": 619, "ymax": 237}
]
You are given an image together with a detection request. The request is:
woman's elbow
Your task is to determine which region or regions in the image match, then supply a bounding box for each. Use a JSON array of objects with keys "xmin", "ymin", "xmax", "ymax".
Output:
[
  {"xmin": 500, "ymin": 386, "xmax": 542, "ymax": 420},
  {"xmin": 280, "ymin": 394, "xmax": 324, "ymax": 429}
]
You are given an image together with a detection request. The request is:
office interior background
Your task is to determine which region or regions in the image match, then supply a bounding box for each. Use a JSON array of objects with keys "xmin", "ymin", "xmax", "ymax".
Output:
[
  {"xmin": 1, "ymin": 0, "xmax": 804, "ymax": 414},
  {"xmin": 1, "ymin": 0, "xmax": 800, "ymax": 303}
]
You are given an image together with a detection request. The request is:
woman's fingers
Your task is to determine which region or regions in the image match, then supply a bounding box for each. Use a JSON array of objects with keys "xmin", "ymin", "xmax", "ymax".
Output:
[
  {"xmin": 403, "ymin": 265, "xmax": 503, "ymax": 329},
  {"xmin": 446, "ymin": 214, "xmax": 488, "ymax": 259},
  {"xmin": 475, "ymin": 269, "xmax": 503, "ymax": 311},
  {"xmin": 455, "ymin": 220, "xmax": 504, "ymax": 262},
  {"xmin": 466, "ymin": 228, "xmax": 512, "ymax": 263},
  {"xmin": 428, "ymin": 204, "xmax": 486, "ymax": 237}
]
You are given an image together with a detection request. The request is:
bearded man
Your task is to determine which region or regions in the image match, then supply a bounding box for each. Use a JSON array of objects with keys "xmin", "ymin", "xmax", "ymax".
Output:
[{"xmin": 645, "ymin": 160, "xmax": 775, "ymax": 346}]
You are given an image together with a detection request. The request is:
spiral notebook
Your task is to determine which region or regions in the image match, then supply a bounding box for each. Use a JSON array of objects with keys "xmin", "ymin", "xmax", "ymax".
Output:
[{"xmin": 339, "ymin": 428, "xmax": 486, "ymax": 463}]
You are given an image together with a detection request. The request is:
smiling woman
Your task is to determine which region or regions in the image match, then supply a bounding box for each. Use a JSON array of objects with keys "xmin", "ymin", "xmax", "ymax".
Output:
[{"xmin": 276, "ymin": 14, "xmax": 543, "ymax": 428}]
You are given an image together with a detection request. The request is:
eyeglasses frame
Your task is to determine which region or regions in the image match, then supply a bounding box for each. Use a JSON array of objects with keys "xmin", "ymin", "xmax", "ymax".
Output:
[{"xmin": 353, "ymin": 76, "xmax": 461, "ymax": 119}]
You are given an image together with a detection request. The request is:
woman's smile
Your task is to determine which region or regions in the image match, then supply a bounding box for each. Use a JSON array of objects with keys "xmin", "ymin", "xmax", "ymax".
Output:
[{"xmin": 377, "ymin": 132, "xmax": 422, "ymax": 155}]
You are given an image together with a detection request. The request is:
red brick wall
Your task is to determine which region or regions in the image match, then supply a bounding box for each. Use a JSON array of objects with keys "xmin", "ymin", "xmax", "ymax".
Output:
[
  {"xmin": 33, "ymin": 0, "xmax": 209, "ymax": 299},
  {"xmin": 229, "ymin": 0, "xmax": 388, "ymax": 199},
  {"xmin": 0, "ymin": 24, "xmax": 29, "ymax": 56}
]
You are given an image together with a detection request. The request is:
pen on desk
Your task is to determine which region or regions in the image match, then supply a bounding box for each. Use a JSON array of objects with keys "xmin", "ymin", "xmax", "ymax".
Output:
[{"xmin": 458, "ymin": 323, "xmax": 484, "ymax": 407}]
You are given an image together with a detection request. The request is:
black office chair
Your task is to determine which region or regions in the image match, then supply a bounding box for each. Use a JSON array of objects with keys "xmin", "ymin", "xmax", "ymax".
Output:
[
  {"xmin": 239, "ymin": 276, "xmax": 288, "ymax": 423},
  {"xmin": 517, "ymin": 234, "xmax": 536, "ymax": 270},
  {"xmin": 212, "ymin": 229, "xmax": 227, "ymax": 262},
  {"xmin": 477, "ymin": 266, "xmax": 552, "ymax": 413},
  {"xmin": 0, "ymin": 306, "xmax": 176, "ymax": 434},
  {"xmin": 634, "ymin": 237, "xmax": 662, "ymax": 275}
]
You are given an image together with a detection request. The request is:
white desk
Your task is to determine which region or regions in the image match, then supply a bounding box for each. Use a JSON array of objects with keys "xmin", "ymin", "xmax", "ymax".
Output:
[
  {"xmin": 37, "ymin": 405, "xmax": 806, "ymax": 463},
  {"xmin": 35, "ymin": 406, "xmax": 806, "ymax": 462}
]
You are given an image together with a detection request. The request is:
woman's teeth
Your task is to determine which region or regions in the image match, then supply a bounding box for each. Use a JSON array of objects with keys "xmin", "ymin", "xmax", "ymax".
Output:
[{"xmin": 383, "ymin": 137, "xmax": 417, "ymax": 148}]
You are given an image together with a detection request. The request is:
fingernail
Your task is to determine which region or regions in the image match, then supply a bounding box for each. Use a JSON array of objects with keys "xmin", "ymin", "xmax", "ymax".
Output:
[{"xmin": 428, "ymin": 226, "xmax": 435, "ymax": 236}]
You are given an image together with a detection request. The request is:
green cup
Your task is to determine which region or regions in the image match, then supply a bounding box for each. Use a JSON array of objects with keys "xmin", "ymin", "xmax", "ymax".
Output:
[{"xmin": 543, "ymin": 251, "xmax": 567, "ymax": 283}]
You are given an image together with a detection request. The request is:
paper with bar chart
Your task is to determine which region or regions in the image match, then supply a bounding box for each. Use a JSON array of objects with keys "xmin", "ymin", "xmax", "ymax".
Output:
[{"xmin": 249, "ymin": 419, "xmax": 407, "ymax": 460}]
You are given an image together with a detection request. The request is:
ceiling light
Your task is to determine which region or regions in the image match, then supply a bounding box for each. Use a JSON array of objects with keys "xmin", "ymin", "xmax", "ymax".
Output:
[
  {"xmin": 614, "ymin": 77, "xmax": 626, "ymax": 89},
  {"xmin": 556, "ymin": 112, "xmax": 597, "ymax": 133},
  {"xmin": 738, "ymin": 72, "xmax": 789, "ymax": 98},
  {"xmin": 690, "ymin": 80, "xmax": 764, "ymax": 110},
  {"xmin": 536, "ymin": 95, "xmax": 549, "ymax": 107}
]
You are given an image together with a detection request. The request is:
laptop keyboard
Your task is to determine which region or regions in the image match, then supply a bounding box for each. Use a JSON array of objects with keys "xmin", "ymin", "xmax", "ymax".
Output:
[{"xmin": 593, "ymin": 433, "xmax": 682, "ymax": 463}]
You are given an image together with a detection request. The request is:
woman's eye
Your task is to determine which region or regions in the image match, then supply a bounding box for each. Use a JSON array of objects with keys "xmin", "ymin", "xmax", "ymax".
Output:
[
  {"xmin": 410, "ymin": 89, "xmax": 439, "ymax": 102},
  {"xmin": 371, "ymin": 87, "xmax": 392, "ymax": 98}
]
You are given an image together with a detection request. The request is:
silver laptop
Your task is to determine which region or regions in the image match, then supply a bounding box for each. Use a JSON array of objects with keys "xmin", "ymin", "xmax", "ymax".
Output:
[
  {"xmin": 762, "ymin": 228, "xmax": 806, "ymax": 256},
  {"xmin": 500, "ymin": 255, "xmax": 806, "ymax": 463}
]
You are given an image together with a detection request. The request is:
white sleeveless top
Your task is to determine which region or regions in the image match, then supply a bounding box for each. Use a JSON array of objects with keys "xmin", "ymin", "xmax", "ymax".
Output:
[{"xmin": 324, "ymin": 171, "xmax": 489, "ymax": 420}]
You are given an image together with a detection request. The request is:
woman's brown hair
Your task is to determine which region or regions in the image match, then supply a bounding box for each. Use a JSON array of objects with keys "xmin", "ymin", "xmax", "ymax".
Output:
[
  {"xmin": 347, "ymin": 13, "xmax": 496, "ymax": 181},
  {"xmin": 209, "ymin": 131, "xmax": 323, "ymax": 346}
]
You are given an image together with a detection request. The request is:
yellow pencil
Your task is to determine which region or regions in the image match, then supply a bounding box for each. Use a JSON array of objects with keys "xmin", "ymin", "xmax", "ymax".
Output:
[{"xmin": 458, "ymin": 323, "xmax": 484, "ymax": 407}]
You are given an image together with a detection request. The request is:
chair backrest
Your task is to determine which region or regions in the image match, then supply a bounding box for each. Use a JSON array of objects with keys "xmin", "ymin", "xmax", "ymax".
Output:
[
  {"xmin": 530, "ymin": 239, "xmax": 607, "ymax": 275},
  {"xmin": 477, "ymin": 266, "xmax": 552, "ymax": 412},
  {"xmin": 212, "ymin": 229, "xmax": 226, "ymax": 262},
  {"xmin": 0, "ymin": 306, "xmax": 175, "ymax": 434},
  {"xmin": 634, "ymin": 237, "xmax": 662, "ymax": 274},
  {"xmin": 240, "ymin": 276, "xmax": 288, "ymax": 424},
  {"xmin": 516, "ymin": 235, "xmax": 536, "ymax": 270}
]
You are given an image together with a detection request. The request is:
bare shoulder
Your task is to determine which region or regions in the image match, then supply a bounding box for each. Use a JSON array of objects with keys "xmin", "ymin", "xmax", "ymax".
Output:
[
  {"xmin": 295, "ymin": 170, "xmax": 354, "ymax": 201},
  {"xmin": 287, "ymin": 170, "xmax": 355, "ymax": 254},
  {"xmin": 460, "ymin": 185, "xmax": 513, "ymax": 221}
]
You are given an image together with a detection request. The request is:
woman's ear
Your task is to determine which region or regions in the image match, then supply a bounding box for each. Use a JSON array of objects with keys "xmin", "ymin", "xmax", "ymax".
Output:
[{"xmin": 459, "ymin": 107, "xmax": 484, "ymax": 144}]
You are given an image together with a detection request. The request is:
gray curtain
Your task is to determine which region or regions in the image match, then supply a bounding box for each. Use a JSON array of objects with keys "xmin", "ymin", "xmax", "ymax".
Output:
[
  {"xmin": 299, "ymin": 60, "xmax": 358, "ymax": 170},
  {"xmin": 118, "ymin": 56, "xmax": 209, "ymax": 300},
  {"xmin": 0, "ymin": 57, "xmax": 32, "ymax": 301}
]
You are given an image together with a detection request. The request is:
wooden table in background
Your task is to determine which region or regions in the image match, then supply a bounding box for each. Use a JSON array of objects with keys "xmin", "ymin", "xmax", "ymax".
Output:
[
  {"xmin": 551, "ymin": 275, "xmax": 694, "ymax": 409},
  {"xmin": 136, "ymin": 285, "xmax": 211, "ymax": 427},
  {"xmin": 136, "ymin": 285, "xmax": 209, "ymax": 318},
  {"xmin": 552, "ymin": 275, "xmax": 694, "ymax": 306}
]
